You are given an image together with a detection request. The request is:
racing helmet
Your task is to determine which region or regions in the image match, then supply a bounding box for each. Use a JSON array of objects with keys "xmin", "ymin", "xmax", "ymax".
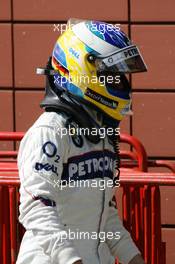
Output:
[{"xmin": 51, "ymin": 18, "xmax": 147, "ymax": 122}]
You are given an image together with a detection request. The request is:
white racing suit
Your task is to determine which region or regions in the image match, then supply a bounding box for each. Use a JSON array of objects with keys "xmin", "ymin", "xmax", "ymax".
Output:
[{"xmin": 17, "ymin": 111, "xmax": 140, "ymax": 264}]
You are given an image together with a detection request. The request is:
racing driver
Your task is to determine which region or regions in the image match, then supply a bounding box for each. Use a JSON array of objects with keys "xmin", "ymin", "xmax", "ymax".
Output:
[{"xmin": 16, "ymin": 19, "xmax": 146, "ymax": 264}]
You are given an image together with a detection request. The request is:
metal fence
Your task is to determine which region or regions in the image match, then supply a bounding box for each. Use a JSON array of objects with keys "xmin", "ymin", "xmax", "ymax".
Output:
[{"xmin": 0, "ymin": 132, "xmax": 175, "ymax": 264}]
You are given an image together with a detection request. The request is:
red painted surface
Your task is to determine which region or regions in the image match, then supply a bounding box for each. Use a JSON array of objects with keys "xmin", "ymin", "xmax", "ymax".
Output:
[
  {"xmin": 0, "ymin": 1, "xmax": 175, "ymax": 263},
  {"xmin": 131, "ymin": 0, "xmax": 175, "ymax": 21},
  {"xmin": 13, "ymin": 0, "xmax": 128, "ymax": 21},
  {"xmin": 0, "ymin": 91, "xmax": 13, "ymax": 151},
  {"xmin": 132, "ymin": 25, "xmax": 175, "ymax": 89},
  {"xmin": 0, "ymin": 0, "xmax": 11, "ymax": 20},
  {"xmin": 132, "ymin": 93, "xmax": 175, "ymax": 157},
  {"xmin": 0, "ymin": 24, "xmax": 12, "ymax": 87}
]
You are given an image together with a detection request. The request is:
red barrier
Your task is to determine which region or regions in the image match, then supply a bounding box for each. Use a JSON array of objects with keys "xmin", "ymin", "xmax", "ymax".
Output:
[
  {"xmin": 0, "ymin": 131, "xmax": 175, "ymax": 264},
  {"xmin": 0, "ymin": 132, "xmax": 24, "ymax": 173},
  {"xmin": 0, "ymin": 132, "xmax": 25, "ymax": 141},
  {"xmin": 1, "ymin": 172, "xmax": 175, "ymax": 264},
  {"xmin": 120, "ymin": 133, "xmax": 148, "ymax": 172}
]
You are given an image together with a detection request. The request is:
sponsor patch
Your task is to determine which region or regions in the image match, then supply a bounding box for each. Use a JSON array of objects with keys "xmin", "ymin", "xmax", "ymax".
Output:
[
  {"xmin": 85, "ymin": 88, "xmax": 118, "ymax": 109},
  {"xmin": 35, "ymin": 162, "xmax": 58, "ymax": 176},
  {"xmin": 42, "ymin": 141, "xmax": 60, "ymax": 162},
  {"xmin": 61, "ymin": 150, "xmax": 116, "ymax": 182}
]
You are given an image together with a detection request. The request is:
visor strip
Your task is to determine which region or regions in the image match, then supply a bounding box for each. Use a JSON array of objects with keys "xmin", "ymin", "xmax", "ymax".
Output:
[{"xmin": 72, "ymin": 22, "xmax": 119, "ymax": 55}]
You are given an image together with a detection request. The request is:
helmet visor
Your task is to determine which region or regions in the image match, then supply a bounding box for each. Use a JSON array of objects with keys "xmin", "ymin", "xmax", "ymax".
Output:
[{"xmin": 95, "ymin": 45, "xmax": 147, "ymax": 73}]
